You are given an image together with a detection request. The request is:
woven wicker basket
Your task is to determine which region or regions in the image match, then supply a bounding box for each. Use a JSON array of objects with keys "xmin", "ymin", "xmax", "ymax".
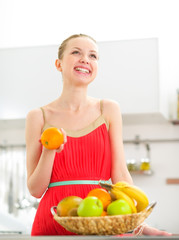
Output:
[{"xmin": 51, "ymin": 202, "xmax": 156, "ymax": 235}]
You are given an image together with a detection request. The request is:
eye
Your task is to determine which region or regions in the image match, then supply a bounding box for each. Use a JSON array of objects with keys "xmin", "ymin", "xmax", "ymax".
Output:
[
  {"xmin": 72, "ymin": 50, "xmax": 80, "ymax": 54},
  {"xmin": 90, "ymin": 54, "xmax": 97, "ymax": 59}
]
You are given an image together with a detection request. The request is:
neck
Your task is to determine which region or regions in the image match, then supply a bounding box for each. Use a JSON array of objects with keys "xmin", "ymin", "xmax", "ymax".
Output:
[{"xmin": 58, "ymin": 85, "xmax": 89, "ymax": 112}]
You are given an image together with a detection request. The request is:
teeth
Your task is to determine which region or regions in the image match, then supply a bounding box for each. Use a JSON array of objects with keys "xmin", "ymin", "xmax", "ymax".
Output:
[{"xmin": 75, "ymin": 67, "xmax": 89, "ymax": 73}]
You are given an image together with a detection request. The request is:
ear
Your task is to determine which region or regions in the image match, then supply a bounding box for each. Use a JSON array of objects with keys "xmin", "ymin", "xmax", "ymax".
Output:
[{"xmin": 55, "ymin": 59, "xmax": 62, "ymax": 72}]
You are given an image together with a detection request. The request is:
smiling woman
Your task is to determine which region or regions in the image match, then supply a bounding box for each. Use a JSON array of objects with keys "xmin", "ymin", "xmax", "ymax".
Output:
[
  {"xmin": 55, "ymin": 34, "xmax": 98, "ymax": 87},
  {"xmin": 26, "ymin": 34, "xmax": 117, "ymax": 235},
  {"xmin": 25, "ymin": 34, "xmax": 172, "ymax": 236}
]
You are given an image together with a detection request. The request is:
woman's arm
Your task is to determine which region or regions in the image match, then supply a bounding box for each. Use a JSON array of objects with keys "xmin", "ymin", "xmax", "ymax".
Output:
[
  {"xmin": 25, "ymin": 109, "xmax": 57, "ymax": 198},
  {"xmin": 103, "ymin": 99, "xmax": 133, "ymax": 184},
  {"xmin": 103, "ymin": 100, "xmax": 172, "ymax": 236}
]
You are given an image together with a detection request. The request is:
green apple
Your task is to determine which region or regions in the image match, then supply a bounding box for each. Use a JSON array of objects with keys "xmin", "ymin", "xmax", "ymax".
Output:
[
  {"xmin": 107, "ymin": 199, "xmax": 132, "ymax": 215},
  {"xmin": 77, "ymin": 196, "xmax": 103, "ymax": 217}
]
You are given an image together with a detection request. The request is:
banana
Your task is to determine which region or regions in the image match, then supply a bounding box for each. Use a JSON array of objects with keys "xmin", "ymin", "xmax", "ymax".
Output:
[
  {"xmin": 99, "ymin": 181, "xmax": 137, "ymax": 213},
  {"xmin": 114, "ymin": 181, "xmax": 149, "ymax": 212},
  {"xmin": 99, "ymin": 181, "xmax": 149, "ymax": 212},
  {"xmin": 111, "ymin": 187, "xmax": 137, "ymax": 213}
]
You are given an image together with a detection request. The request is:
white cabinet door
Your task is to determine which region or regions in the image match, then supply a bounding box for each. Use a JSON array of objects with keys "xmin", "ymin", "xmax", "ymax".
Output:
[
  {"xmin": 0, "ymin": 38, "xmax": 160, "ymax": 119},
  {"xmin": 88, "ymin": 38, "xmax": 159, "ymax": 114}
]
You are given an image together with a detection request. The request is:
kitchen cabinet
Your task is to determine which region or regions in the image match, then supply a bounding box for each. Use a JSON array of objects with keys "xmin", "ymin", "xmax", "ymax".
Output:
[
  {"xmin": 0, "ymin": 38, "xmax": 170, "ymax": 122},
  {"xmin": 89, "ymin": 38, "xmax": 160, "ymax": 116},
  {"xmin": 166, "ymin": 178, "xmax": 179, "ymax": 184}
]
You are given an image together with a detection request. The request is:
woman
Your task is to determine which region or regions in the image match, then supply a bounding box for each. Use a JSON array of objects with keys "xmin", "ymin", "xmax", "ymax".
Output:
[{"xmin": 26, "ymin": 34, "xmax": 171, "ymax": 236}]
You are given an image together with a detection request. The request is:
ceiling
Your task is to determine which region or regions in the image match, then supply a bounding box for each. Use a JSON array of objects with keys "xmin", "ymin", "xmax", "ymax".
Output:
[{"xmin": 0, "ymin": 0, "xmax": 179, "ymax": 48}]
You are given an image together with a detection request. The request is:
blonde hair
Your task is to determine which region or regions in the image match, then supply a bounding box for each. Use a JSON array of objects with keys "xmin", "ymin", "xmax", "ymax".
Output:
[{"xmin": 58, "ymin": 34, "xmax": 96, "ymax": 59}]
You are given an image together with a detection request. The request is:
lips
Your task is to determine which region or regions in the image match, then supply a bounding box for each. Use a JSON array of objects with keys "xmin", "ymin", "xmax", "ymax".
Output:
[{"xmin": 74, "ymin": 66, "xmax": 91, "ymax": 74}]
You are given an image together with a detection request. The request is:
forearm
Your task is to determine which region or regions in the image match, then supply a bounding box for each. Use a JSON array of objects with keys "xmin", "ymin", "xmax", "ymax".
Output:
[
  {"xmin": 111, "ymin": 167, "xmax": 133, "ymax": 185},
  {"xmin": 27, "ymin": 148, "xmax": 56, "ymax": 198}
]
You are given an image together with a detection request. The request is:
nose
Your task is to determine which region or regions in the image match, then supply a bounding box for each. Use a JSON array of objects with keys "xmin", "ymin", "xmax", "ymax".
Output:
[{"xmin": 79, "ymin": 55, "xmax": 89, "ymax": 64}]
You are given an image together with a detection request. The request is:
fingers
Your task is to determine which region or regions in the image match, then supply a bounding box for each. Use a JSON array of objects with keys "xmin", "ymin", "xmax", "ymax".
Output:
[
  {"xmin": 56, "ymin": 144, "xmax": 65, "ymax": 153},
  {"xmin": 157, "ymin": 231, "xmax": 172, "ymax": 236},
  {"xmin": 60, "ymin": 128, "xmax": 67, "ymax": 144},
  {"xmin": 56, "ymin": 128, "xmax": 67, "ymax": 153},
  {"xmin": 142, "ymin": 225, "xmax": 172, "ymax": 236}
]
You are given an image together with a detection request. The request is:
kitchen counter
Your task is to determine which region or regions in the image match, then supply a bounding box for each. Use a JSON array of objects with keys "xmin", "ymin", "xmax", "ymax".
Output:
[{"xmin": 0, "ymin": 235, "xmax": 179, "ymax": 240}]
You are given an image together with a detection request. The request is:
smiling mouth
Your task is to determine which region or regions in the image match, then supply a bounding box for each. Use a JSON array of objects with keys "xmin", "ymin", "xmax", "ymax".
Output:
[{"xmin": 75, "ymin": 67, "xmax": 90, "ymax": 74}]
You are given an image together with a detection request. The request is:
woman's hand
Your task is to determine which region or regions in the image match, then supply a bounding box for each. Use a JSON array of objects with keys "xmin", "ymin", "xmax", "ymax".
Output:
[
  {"xmin": 143, "ymin": 225, "xmax": 172, "ymax": 236},
  {"xmin": 134, "ymin": 223, "xmax": 172, "ymax": 236},
  {"xmin": 40, "ymin": 128, "xmax": 67, "ymax": 153},
  {"xmin": 56, "ymin": 128, "xmax": 67, "ymax": 153}
]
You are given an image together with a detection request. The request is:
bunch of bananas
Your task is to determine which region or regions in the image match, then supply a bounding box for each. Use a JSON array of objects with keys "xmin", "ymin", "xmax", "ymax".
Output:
[{"xmin": 99, "ymin": 181, "xmax": 149, "ymax": 213}]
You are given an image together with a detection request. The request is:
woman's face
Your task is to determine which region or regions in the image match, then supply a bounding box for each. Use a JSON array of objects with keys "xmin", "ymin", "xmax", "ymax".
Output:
[{"xmin": 57, "ymin": 37, "xmax": 98, "ymax": 86}]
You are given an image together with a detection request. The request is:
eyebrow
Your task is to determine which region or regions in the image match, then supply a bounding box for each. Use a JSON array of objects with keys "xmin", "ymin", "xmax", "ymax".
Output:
[{"xmin": 72, "ymin": 47, "xmax": 97, "ymax": 53}]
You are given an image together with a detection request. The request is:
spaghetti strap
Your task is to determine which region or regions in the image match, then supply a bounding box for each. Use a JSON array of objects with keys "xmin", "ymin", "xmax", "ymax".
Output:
[
  {"xmin": 100, "ymin": 100, "xmax": 103, "ymax": 114},
  {"xmin": 40, "ymin": 107, "xmax": 46, "ymax": 125}
]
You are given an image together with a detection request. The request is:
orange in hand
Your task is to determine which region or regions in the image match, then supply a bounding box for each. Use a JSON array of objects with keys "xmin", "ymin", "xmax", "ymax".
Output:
[
  {"xmin": 40, "ymin": 127, "xmax": 64, "ymax": 150},
  {"xmin": 87, "ymin": 188, "xmax": 112, "ymax": 211}
]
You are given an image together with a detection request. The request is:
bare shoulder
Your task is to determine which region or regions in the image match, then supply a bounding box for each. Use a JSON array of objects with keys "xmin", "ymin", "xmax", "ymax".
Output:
[
  {"xmin": 26, "ymin": 108, "xmax": 44, "ymax": 130},
  {"xmin": 102, "ymin": 99, "xmax": 122, "ymax": 124},
  {"xmin": 26, "ymin": 108, "xmax": 43, "ymax": 121},
  {"xmin": 102, "ymin": 99, "xmax": 121, "ymax": 114},
  {"xmin": 102, "ymin": 99, "xmax": 120, "ymax": 110}
]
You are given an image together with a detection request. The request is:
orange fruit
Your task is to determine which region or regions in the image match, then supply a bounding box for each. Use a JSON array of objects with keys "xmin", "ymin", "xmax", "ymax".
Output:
[
  {"xmin": 40, "ymin": 127, "xmax": 64, "ymax": 150},
  {"xmin": 87, "ymin": 188, "xmax": 112, "ymax": 211},
  {"xmin": 101, "ymin": 210, "xmax": 107, "ymax": 216}
]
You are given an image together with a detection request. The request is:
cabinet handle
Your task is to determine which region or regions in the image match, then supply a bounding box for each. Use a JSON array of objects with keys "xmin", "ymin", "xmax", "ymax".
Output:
[{"xmin": 166, "ymin": 178, "xmax": 179, "ymax": 184}]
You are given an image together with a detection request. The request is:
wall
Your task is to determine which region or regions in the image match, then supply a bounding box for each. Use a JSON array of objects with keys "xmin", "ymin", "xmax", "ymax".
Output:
[
  {"xmin": 0, "ymin": 119, "xmax": 179, "ymax": 233},
  {"xmin": 123, "ymin": 121, "xmax": 179, "ymax": 233}
]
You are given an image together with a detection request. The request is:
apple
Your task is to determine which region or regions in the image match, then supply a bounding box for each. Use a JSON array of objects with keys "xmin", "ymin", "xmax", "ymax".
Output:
[
  {"xmin": 77, "ymin": 196, "xmax": 103, "ymax": 217},
  {"xmin": 57, "ymin": 196, "xmax": 83, "ymax": 216},
  {"xmin": 107, "ymin": 199, "xmax": 132, "ymax": 215}
]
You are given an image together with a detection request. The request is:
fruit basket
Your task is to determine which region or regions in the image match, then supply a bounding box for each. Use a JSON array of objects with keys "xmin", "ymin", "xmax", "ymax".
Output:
[{"xmin": 51, "ymin": 201, "xmax": 156, "ymax": 235}]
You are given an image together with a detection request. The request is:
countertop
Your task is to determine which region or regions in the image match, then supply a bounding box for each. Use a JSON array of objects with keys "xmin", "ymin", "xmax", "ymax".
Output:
[{"xmin": 0, "ymin": 235, "xmax": 179, "ymax": 240}]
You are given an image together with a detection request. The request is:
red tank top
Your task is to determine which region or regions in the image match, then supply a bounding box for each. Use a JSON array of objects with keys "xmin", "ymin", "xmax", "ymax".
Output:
[{"xmin": 31, "ymin": 101, "xmax": 111, "ymax": 235}]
